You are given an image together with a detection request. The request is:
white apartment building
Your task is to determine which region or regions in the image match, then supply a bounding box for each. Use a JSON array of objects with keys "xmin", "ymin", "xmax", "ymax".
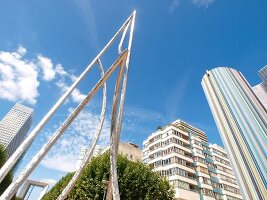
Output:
[
  {"xmin": 143, "ymin": 120, "xmax": 242, "ymax": 200},
  {"xmin": 207, "ymin": 144, "xmax": 243, "ymax": 200},
  {"xmin": 0, "ymin": 103, "xmax": 33, "ymax": 158}
]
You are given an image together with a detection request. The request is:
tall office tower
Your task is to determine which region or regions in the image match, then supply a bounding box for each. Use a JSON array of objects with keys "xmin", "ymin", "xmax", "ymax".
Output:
[
  {"xmin": 143, "ymin": 120, "xmax": 242, "ymax": 200},
  {"xmin": 202, "ymin": 67, "xmax": 267, "ymax": 200},
  {"xmin": 252, "ymin": 65, "xmax": 267, "ymax": 109},
  {"xmin": 0, "ymin": 103, "xmax": 33, "ymax": 158}
]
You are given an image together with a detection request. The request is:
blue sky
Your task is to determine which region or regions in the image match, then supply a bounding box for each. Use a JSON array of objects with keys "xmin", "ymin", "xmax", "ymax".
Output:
[{"xmin": 0, "ymin": 0, "xmax": 266, "ymax": 198}]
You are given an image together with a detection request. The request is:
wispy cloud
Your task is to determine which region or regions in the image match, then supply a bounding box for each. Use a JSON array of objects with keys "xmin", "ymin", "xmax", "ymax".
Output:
[
  {"xmin": 40, "ymin": 104, "xmax": 165, "ymax": 172},
  {"xmin": 121, "ymin": 105, "xmax": 166, "ymax": 144},
  {"xmin": 191, "ymin": 0, "xmax": 215, "ymax": 7},
  {"xmin": 54, "ymin": 64, "xmax": 86, "ymax": 104},
  {"xmin": 73, "ymin": 0, "xmax": 100, "ymax": 51},
  {"xmin": 169, "ymin": 0, "xmax": 216, "ymax": 13},
  {"xmin": 164, "ymin": 70, "xmax": 191, "ymax": 121},
  {"xmin": 124, "ymin": 105, "xmax": 165, "ymax": 123},
  {"xmin": 169, "ymin": 0, "xmax": 180, "ymax": 14},
  {"xmin": 41, "ymin": 107, "xmax": 110, "ymax": 172}
]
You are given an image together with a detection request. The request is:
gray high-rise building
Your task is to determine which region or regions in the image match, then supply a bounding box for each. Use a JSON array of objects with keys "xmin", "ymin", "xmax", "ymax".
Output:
[
  {"xmin": 253, "ymin": 65, "xmax": 267, "ymax": 109},
  {"xmin": 0, "ymin": 103, "xmax": 33, "ymax": 158}
]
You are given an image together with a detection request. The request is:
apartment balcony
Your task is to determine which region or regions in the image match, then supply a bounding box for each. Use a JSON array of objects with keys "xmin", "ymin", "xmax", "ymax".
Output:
[
  {"xmin": 222, "ymin": 190, "xmax": 243, "ymax": 199},
  {"xmin": 164, "ymin": 134, "xmax": 190, "ymax": 145},
  {"xmin": 165, "ymin": 152, "xmax": 193, "ymax": 163},
  {"xmin": 205, "ymin": 157, "xmax": 213, "ymax": 163},
  {"xmin": 213, "ymin": 188, "xmax": 223, "ymax": 194},
  {"xmin": 219, "ymin": 179, "xmax": 238, "ymax": 189},
  {"xmin": 194, "ymin": 161, "xmax": 207, "ymax": 168},
  {"xmin": 169, "ymin": 174, "xmax": 198, "ymax": 186},
  {"xmin": 203, "ymin": 149, "xmax": 211, "ymax": 155},
  {"xmin": 213, "ymin": 160, "xmax": 232, "ymax": 170},
  {"xmin": 207, "ymin": 166, "xmax": 217, "ymax": 174},
  {"xmin": 164, "ymin": 143, "xmax": 191, "ymax": 153},
  {"xmin": 210, "ymin": 176, "xmax": 219, "ymax": 183},
  {"xmin": 210, "ymin": 152, "xmax": 228, "ymax": 161},
  {"xmin": 174, "ymin": 188, "xmax": 200, "ymax": 200},
  {"xmin": 201, "ymin": 195, "xmax": 216, "ymax": 200},
  {"xmin": 192, "ymin": 151, "xmax": 205, "ymax": 159},
  {"xmin": 196, "ymin": 171, "xmax": 210, "ymax": 178},
  {"xmin": 198, "ymin": 182, "xmax": 213, "ymax": 190},
  {"xmin": 216, "ymin": 169, "xmax": 236, "ymax": 179},
  {"xmin": 167, "ymin": 163, "xmax": 195, "ymax": 174},
  {"xmin": 190, "ymin": 143, "xmax": 203, "ymax": 149}
]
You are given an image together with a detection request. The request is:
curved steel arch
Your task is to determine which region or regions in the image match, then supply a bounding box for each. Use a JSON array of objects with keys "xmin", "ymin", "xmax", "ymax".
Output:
[{"xmin": 0, "ymin": 11, "xmax": 136, "ymax": 200}]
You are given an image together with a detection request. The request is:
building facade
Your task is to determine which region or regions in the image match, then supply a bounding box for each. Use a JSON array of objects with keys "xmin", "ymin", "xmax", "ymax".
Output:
[
  {"xmin": 143, "ymin": 120, "xmax": 242, "ymax": 200},
  {"xmin": 252, "ymin": 65, "xmax": 267, "ymax": 109},
  {"xmin": 0, "ymin": 103, "xmax": 33, "ymax": 158},
  {"xmin": 77, "ymin": 142, "xmax": 142, "ymax": 169},
  {"xmin": 202, "ymin": 67, "xmax": 267, "ymax": 200}
]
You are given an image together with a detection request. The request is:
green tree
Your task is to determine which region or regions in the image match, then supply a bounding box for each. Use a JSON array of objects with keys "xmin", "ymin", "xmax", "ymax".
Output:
[
  {"xmin": 0, "ymin": 144, "xmax": 13, "ymax": 196},
  {"xmin": 42, "ymin": 153, "xmax": 174, "ymax": 200}
]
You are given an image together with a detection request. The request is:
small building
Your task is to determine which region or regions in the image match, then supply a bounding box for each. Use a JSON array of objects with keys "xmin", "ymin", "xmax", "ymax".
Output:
[
  {"xmin": 76, "ymin": 142, "xmax": 142, "ymax": 170},
  {"xmin": 102, "ymin": 142, "xmax": 142, "ymax": 162}
]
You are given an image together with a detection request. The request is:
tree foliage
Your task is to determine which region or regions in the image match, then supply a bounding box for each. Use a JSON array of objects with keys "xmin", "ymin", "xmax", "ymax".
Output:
[
  {"xmin": 42, "ymin": 153, "xmax": 174, "ymax": 200},
  {"xmin": 0, "ymin": 144, "xmax": 13, "ymax": 196}
]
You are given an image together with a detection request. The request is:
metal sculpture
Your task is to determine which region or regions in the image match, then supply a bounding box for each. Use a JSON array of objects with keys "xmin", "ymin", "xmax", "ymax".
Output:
[{"xmin": 0, "ymin": 11, "xmax": 136, "ymax": 200}]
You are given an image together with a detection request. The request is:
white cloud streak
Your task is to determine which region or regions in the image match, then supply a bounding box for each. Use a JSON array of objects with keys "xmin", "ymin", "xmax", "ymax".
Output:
[
  {"xmin": 40, "ymin": 104, "xmax": 165, "ymax": 172},
  {"xmin": 37, "ymin": 55, "xmax": 56, "ymax": 81},
  {"xmin": 54, "ymin": 65, "xmax": 86, "ymax": 104},
  {"xmin": 73, "ymin": 0, "xmax": 100, "ymax": 51},
  {"xmin": 192, "ymin": 0, "xmax": 215, "ymax": 7},
  {"xmin": 41, "ymin": 108, "xmax": 110, "ymax": 172},
  {"xmin": 169, "ymin": 0, "xmax": 180, "ymax": 14},
  {"xmin": 169, "ymin": 0, "xmax": 216, "ymax": 13}
]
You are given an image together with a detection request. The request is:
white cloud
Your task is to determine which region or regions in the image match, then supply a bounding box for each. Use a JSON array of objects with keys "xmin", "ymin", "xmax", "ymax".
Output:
[
  {"xmin": 40, "ymin": 178, "xmax": 57, "ymax": 186},
  {"xmin": 37, "ymin": 55, "xmax": 56, "ymax": 81},
  {"xmin": 54, "ymin": 65, "xmax": 86, "ymax": 104},
  {"xmin": 0, "ymin": 47, "xmax": 39, "ymax": 104},
  {"xmin": 41, "ymin": 108, "xmax": 110, "ymax": 172},
  {"xmin": 17, "ymin": 46, "xmax": 27, "ymax": 56},
  {"xmin": 71, "ymin": 89, "xmax": 87, "ymax": 103},
  {"xmin": 55, "ymin": 64, "xmax": 67, "ymax": 76},
  {"xmin": 0, "ymin": 45, "xmax": 86, "ymax": 105}
]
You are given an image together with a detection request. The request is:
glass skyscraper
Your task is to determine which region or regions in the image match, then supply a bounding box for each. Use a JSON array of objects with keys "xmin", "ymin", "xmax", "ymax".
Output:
[
  {"xmin": 202, "ymin": 67, "xmax": 267, "ymax": 200},
  {"xmin": 0, "ymin": 103, "xmax": 33, "ymax": 158}
]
